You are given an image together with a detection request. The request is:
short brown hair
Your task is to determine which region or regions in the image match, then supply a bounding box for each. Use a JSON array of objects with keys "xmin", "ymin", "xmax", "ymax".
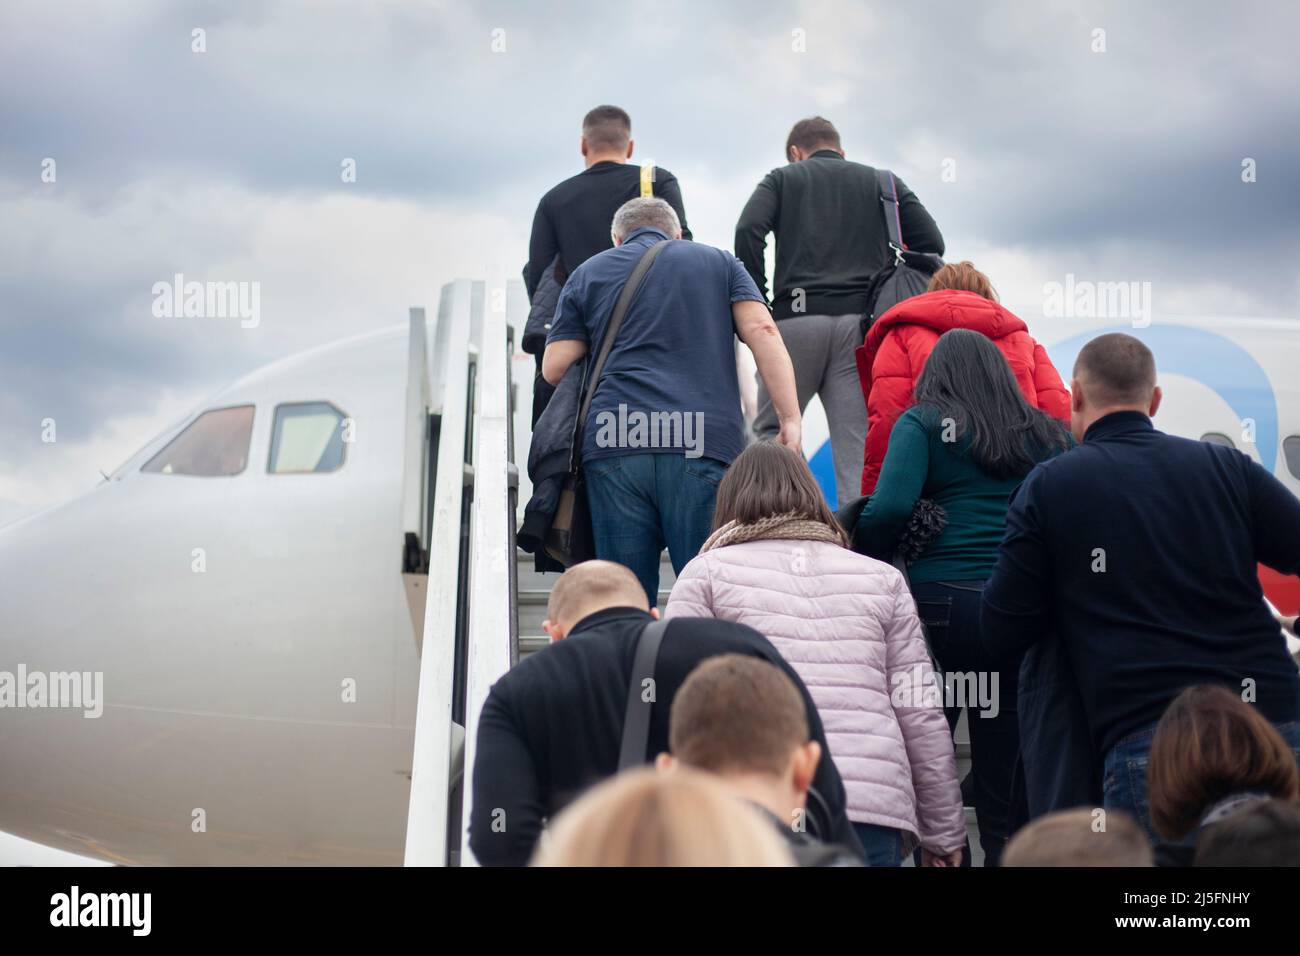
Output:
[
  {"xmin": 786, "ymin": 116, "xmax": 840, "ymax": 158},
  {"xmin": 711, "ymin": 442, "xmax": 847, "ymax": 546},
  {"xmin": 546, "ymin": 559, "xmax": 647, "ymax": 627},
  {"xmin": 670, "ymin": 655, "xmax": 809, "ymax": 776},
  {"xmin": 1002, "ymin": 808, "xmax": 1153, "ymax": 866},
  {"xmin": 1073, "ymin": 332, "xmax": 1157, "ymax": 407},
  {"xmin": 1148, "ymin": 685, "xmax": 1300, "ymax": 840},
  {"xmin": 582, "ymin": 105, "xmax": 631, "ymax": 152},
  {"xmin": 927, "ymin": 261, "xmax": 999, "ymax": 301}
]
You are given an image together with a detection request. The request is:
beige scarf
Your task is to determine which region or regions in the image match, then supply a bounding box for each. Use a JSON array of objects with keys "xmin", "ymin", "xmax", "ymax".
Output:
[{"xmin": 699, "ymin": 511, "xmax": 845, "ymax": 553}]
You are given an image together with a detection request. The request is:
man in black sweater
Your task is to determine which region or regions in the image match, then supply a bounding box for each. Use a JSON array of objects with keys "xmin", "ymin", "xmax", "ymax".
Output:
[
  {"xmin": 467, "ymin": 561, "xmax": 860, "ymax": 866},
  {"xmin": 734, "ymin": 116, "xmax": 943, "ymax": 506},
  {"xmin": 982, "ymin": 333, "xmax": 1300, "ymax": 839},
  {"xmin": 523, "ymin": 105, "xmax": 691, "ymax": 425},
  {"xmin": 525, "ymin": 105, "xmax": 691, "ymax": 298}
]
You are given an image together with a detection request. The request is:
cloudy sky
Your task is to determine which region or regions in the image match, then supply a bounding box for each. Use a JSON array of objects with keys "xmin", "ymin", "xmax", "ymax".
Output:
[{"xmin": 2, "ymin": 0, "xmax": 1298, "ymax": 524}]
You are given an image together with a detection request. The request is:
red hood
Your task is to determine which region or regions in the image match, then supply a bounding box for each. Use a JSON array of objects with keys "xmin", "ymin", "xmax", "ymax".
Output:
[{"xmin": 864, "ymin": 289, "xmax": 1029, "ymax": 357}]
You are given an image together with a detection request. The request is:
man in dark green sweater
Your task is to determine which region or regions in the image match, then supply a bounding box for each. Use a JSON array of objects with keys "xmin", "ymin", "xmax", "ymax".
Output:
[{"xmin": 735, "ymin": 116, "xmax": 944, "ymax": 506}]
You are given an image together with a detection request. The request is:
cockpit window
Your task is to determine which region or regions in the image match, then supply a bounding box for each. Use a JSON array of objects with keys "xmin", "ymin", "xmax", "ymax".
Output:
[
  {"xmin": 141, "ymin": 405, "xmax": 255, "ymax": 476},
  {"xmin": 1284, "ymin": 436, "xmax": 1300, "ymax": 480},
  {"xmin": 268, "ymin": 402, "xmax": 347, "ymax": 474},
  {"xmin": 1200, "ymin": 432, "xmax": 1235, "ymax": 449}
]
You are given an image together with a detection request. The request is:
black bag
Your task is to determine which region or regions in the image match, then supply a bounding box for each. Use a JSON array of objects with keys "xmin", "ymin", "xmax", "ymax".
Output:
[
  {"xmin": 543, "ymin": 239, "xmax": 669, "ymax": 567},
  {"xmin": 835, "ymin": 494, "xmax": 948, "ymax": 564},
  {"xmin": 860, "ymin": 169, "xmax": 944, "ymax": 339}
]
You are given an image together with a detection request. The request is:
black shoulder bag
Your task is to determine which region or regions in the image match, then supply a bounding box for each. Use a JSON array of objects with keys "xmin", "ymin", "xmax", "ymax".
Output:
[
  {"xmin": 544, "ymin": 239, "xmax": 669, "ymax": 567},
  {"xmin": 860, "ymin": 169, "xmax": 945, "ymax": 339},
  {"xmin": 617, "ymin": 618, "xmax": 670, "ymax": 770}
]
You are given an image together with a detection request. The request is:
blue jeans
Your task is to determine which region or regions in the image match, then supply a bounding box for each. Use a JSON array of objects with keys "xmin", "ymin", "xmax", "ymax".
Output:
[
  {"xmin": 912, "ymin": 579, "xmax": 1021, "ymax": 867},
  {"xmin": 852, "ymin": 822, "xmax": 905, "ymax": 867},
  {"xmin": 1102, "ymin": 713, "xmax": 1300, "ymax": 845},
  {"xmin": 583, "ymin": 453, "xmax": 727, "ymax": 606}
]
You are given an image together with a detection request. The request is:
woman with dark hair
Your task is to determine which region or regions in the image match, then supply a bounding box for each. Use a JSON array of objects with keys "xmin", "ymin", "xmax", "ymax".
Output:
[
  {"xmin": 666, "ymin": 441, "xmax": 966, "ymax": 867},
  {"xmin": 855, "ymin": 328, "xmax": 1072, "ymax": 865},
  {"xmin": 855, "ymin": 262, "xmax": 1070, "ymax": 495},
  {"xmin": 1147, "ymin": 685, "xmax": 1300, "ymax": 865}
]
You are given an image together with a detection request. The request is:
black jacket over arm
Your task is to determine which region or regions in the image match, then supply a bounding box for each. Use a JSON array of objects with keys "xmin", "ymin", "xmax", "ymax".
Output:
[
  {"xmin": 734, "ymin": 151, "xmax": 943, "ymax": 319},
  {"xmin": 468, "ymin": 608, "xmax": 862, "ymax": 866}
]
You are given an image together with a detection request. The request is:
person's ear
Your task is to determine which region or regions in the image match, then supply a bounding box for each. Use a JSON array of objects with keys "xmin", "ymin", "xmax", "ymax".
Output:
[
  {"xmin": 1148, "ymin": 385, "xmax": 1163, "ymax": 418},
  {"xmin": 654, "ymin": 752, "xmax": 675, "ymax": 772},
  {"xmin": 543, "ymin": 619, "xmax": 565, "ymax": 642},
  {"xmin": 649, "ymin": 607, "xmax": 661, "ymax": 620},
  {"xmin": 626, "ymin": 138, "xmax": 634, "ymax": 159},
  {"xmin": 792, "ymin": 741, "xmax": 821, "ymax": 794},
  {"xmin": 788, "ymin": 145, "xmax": 801, "ymax": 163},
  {"xmin": 1070, "ymin": 379, "xmax": 1085, "ymax": 413},
  {"xmin": 580, "ymin": 136, "xmax": 589, "ymax": 158}
]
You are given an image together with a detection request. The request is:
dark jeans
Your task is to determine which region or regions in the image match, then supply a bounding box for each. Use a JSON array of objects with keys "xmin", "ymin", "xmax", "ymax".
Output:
[
  {"xmin": 584, "ymin": 453, "xmax": 727, "ymax": 606},
  {"xmin": 1103, "ymin": 713, "xmax": 1300, "ymax": 847},
  {"xmin": 912, "ymin": 579, "xmax": 1022, "ymax": 867},
  {"xmin": 852, "ymin": 822, "xmax": 905, "ymax": 867}
]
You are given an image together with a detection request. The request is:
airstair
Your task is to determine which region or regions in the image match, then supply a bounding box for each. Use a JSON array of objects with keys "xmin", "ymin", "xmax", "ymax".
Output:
[{"xmin": 402, "ymin": 279, "xmax": 976, "ymax": 867}]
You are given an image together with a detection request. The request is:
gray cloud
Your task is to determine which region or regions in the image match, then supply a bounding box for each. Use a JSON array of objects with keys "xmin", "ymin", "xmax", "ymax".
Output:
[{"xmin": 2, "ymin": 0, "xmax": 1298, "ymax": 516}]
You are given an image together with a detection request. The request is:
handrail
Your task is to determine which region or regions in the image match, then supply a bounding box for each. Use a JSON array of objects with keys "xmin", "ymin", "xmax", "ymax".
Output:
[
  {"xmin": 404, "ymin": 280, "xmax": 477, "ymax": 866},
  {"xmin": 457, "ymin": 280, "xmax": 522, "ymax": 865}
]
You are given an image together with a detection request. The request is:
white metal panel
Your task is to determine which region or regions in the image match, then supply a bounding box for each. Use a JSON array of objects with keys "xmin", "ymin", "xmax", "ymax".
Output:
[
  {"xmin": 400, "ymin": 307, "xmax": 431, "ymax": 544},
  {"xmin": 459, "ymin": 288, "xmax": 517, "ymax": 866},
  {"xmin": 404, "ymin": 281, "xmax": 476, "ymax": 866}
]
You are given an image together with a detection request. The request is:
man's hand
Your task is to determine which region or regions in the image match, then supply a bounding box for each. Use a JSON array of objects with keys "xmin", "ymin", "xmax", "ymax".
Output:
[
  {"xmin": 776, "ymin": 418, "xmax": 802, "ymax": 453},
  {"xmin": 921, "ymin": 848, "xmax": 963, "ymax": 868}
]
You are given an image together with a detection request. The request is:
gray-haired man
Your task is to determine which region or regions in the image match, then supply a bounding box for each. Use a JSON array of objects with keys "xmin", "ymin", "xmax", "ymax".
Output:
[{"xmin": 543, "ymin": 198, "xmax": 800, "ymax": 604}]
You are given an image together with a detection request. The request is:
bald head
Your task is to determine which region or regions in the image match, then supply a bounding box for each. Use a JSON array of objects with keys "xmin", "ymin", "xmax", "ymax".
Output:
[
  {"xmin": 545, "ymin": 560, "xmax": 649, "ymax": 637},
  {"xmin": 1074, "ymin": 333, "xmax": 1157, "ymax": 407},
  {"xmin": 1069, "ymin": 332, "xmax": 1162, "ymax": 440}
]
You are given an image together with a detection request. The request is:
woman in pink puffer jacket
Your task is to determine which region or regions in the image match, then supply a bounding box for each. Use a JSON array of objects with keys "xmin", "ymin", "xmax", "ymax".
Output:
[{"xmin": 665, "ymin": 441, "xmax": 966, "ymax": 866}]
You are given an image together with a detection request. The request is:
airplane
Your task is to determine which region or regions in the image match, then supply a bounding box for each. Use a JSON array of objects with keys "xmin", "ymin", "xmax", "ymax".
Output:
[
  {"xmin": 0, "ymin": 302, "xmax": 443, "ymax": 865},
  {"xmin": 2, "ymin": 296, "xmax": 1298, "ymax": 865}
]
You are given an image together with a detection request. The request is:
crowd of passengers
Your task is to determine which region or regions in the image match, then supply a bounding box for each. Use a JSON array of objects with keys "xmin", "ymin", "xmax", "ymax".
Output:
[{"xmin": 473, "ymin": 106, "xmax": 1300, "ymax": 867}]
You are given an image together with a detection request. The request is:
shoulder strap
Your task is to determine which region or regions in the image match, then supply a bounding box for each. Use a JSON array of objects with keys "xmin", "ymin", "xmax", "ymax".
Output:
[
  {"xmin": 618, "ymin": 618, "xmax": 670, "ymax": 770},
  {"xmin": 573, "ymin": 239, "xmax": 669, "ymax": 460},
  {"xmin": 875, "ymin": 168, "xmax": 906, "ymax": 261}
]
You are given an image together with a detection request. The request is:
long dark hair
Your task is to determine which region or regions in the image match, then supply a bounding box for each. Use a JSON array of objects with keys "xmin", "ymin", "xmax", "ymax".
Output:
[{"xmin": 912, "ymin": 329, "xmax": 1070, "ymax": 478}]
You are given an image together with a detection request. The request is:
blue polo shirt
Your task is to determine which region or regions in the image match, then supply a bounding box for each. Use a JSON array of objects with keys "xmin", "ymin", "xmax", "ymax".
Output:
[{"xmin": 547, "ymin": 227, "xmax": 765, "ymax": 465}]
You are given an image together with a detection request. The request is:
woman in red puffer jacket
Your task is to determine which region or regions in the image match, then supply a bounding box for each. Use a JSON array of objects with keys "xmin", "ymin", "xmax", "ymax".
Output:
[{"xmin": 855, "ymin": 262, "xmax": 1071, "ymax": 495}]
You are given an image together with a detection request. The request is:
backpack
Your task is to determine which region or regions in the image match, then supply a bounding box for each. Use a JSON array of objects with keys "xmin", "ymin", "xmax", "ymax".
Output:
[{"xmin": 861, "ymin": 169, "xmax": 944, "ymax": 339}]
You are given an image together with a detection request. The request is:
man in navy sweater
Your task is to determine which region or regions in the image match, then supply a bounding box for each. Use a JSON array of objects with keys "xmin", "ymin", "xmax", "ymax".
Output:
[{"xmin": 982, "ymin": 332, "xmax": 1300, "ymax": 839}]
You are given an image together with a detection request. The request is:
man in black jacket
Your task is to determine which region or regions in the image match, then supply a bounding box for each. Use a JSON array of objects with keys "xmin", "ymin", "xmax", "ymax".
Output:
[
  {"xmin": 467, "ymin": 561, "xmax": 861, "ymax": 866},
  {"xmin": 524, "ymin": 106, "xmax": 692, "ymax": 424},
  {"xmin": 735, "ymin": 116, "xmax": 943, "ymax": 505},
  {"xmin": 526, "ymin": 106, "xmax": 691, "ymax": 299},
  {"xmin": 982, "ymin": 332, "xmax": 1300, "ymax": 840}
]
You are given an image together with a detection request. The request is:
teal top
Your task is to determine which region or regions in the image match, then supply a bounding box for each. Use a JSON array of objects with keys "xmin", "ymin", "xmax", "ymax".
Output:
[{"xmin": 855, "ymin": 405, "xmax": 1068, "ymax": 585}]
